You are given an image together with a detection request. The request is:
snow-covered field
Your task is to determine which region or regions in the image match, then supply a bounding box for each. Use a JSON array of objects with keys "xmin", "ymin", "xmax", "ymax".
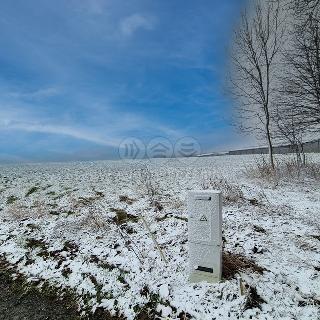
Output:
[{"xmin": 0, "ymin": 155, "xmax": 319, "ymax": 320}]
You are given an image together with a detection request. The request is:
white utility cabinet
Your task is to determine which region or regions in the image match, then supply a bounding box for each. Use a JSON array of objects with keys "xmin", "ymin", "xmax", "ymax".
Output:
[{"xmin": 187, "ymin": 190, "xmax": 222, "ymax": 283}]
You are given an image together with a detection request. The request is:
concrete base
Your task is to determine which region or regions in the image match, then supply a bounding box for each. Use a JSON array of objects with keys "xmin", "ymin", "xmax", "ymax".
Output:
[{"xmin": 189, "ymin": 271, "xmax": 220, "ymax": 283}]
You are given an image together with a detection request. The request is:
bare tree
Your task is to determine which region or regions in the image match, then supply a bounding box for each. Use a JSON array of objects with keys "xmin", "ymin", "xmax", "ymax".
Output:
[
  {"xmin": 229, "ymin": 0, "xmax": 286, "ymax": 168},
  {"xmin": 281, "ymin": 0, "xmax": 320, "ymax": 129},
  {"xmin": 274, "ymin": 105, "xmax": 306, "ymax": 164},
  {"xmin": 291, "ymin": 0, "xmax": 320, "ymax": 13}
]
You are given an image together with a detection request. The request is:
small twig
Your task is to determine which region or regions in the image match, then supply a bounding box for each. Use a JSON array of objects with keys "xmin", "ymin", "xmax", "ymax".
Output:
[
  {"xmin": 115, "ymin": 224, "xmax": 144, "ymax": 264},
  {"xmin": 139, "ymin": 213, "xmax": 168, "ymax": 264},
  {"xmin": 238, "ymin": 276, "xmax": 245, "ymax": 296}
]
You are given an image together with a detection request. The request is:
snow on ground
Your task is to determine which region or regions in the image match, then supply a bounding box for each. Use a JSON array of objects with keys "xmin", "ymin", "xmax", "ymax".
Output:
[{"xmin": 0, "ymin": 155, "xmax": 319, "ymax": 319}]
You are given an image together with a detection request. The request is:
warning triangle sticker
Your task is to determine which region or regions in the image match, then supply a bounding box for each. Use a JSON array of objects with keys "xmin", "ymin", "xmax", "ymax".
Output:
[{"xmin": 200, "ymin": 215, "xmax": 208, "ymax": 222}]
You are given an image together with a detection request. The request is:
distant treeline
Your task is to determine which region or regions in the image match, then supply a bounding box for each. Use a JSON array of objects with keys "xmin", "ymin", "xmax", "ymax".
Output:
[{"xmin": 228, "ymin": 139, "xmax": 320, "ymax": 156}]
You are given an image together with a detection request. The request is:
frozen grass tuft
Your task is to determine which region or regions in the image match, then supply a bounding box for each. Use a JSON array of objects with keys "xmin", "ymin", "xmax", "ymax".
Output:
[
  {"xmin": 110, "ymin": 208, "xmax": 139, "ymax": 225},
  {"xmin": 222, "ymin": 251, "xmax": 265, "ymax": 280},
  {"xmin": 6, "ymin": 195, "xmax": 18, "ymax": 205},
  {"xmin": 243, "ymin": 286, "xmax": 266, "ymax": 311},
  {"xmin": 138, "ymin": 166, "xmax": 161, "ymax": 203},
  {"xmin": 245, "ymin": 157, "xmax": 320, "ymax": 185},
  {"xmin": 25, "ymin": 186, "xmax": 39, "ymax": 197},
  {"xmin": 80, "ymin": 206, "xmax": 108, "ymax": 230},
  {"xmin": 201, "ymin": 176, "xmax": 244, "ymax": 205},
  {"xmin": 119, "ymin": 195, "xmax": 135, "ymax": 205},
  {"xmin": 6, "ymin": 200, "xmax": 48, "ymax": 220}
]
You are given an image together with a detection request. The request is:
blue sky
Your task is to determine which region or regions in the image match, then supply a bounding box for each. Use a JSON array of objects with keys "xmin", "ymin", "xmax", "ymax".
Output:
[{"xmin": 0, "ymin": 0, "xmax": 248, "ymax": 163}]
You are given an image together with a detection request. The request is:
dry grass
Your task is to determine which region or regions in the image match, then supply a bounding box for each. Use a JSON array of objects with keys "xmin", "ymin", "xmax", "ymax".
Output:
[
  {"xmin": 138, "ymin": 167, "xmax": 161, "ymax": 204},
  {"xmin": 222, "ymin": 251, "xmax": 265, "ymax": 280},
  {"xmin": 76, "ymin": 191, "xmax": 104, "ymax": 207},
  {"xmin": 244, "ymin": 158, "xmax": 276, "ymax": 183},
  {"xmin": 30, "ymin": 200, "xmax": 48, "ymax": 217},
  {"xmin": 79, "ymin": 206, "xmax": 108, "ymax": 230},
  {"xmin": 245, "ymin": 157, "xmax": 320, "ymax": 184},
  {"xmin": 110, "ymin": 208, "xmax": 139, "ymax": 225},
  {"xmin": 306, "ymin": 162, "xmax": 320, "ymax": 180},
  {"xmin": 6, "ymin": 200, "xmax": 48, "ymax": 220},
  {"xmin": 119, "ymin": 195, "xmax": 136, "ymax": 205},
  {"xmin": 243, "ymin": 286, "xmax": 266, "ymax": 311},
  {"xmin": 201, "ymin": 176, "xmax": 244, "ymax": 205},
  {"xmin": 6, "ymin": 195, "xmax": 19, "ymax": 205},
  {"xmin": 25, "ymin": 186, "xmax": 39, "ymax": 197}
]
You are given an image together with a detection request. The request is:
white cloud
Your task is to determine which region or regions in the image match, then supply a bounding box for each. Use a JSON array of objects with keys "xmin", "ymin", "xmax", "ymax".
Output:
[
  {"xmin": 8, "ymin": 87, "xmax": 60, "ymax": 100},
  {"xmin": 0, "ymin": 118, "xmax": 120, "ymax": 147},
  {"xmin": 120, "ymin": 13, "xmax": 155, "ymax": 36},
  {"xmin": 0, "ymin": 101, "xmax": 184, "ymax": 149},
  {"xmin": 70, "ymin": 0, "xmax": 109, "ymax": 16}
]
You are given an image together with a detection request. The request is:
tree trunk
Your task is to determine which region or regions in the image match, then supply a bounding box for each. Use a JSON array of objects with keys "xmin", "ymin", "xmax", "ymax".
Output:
[
  {"xmin": 296, "ymin": 146, "xmax": 302, "ymax": 165},
  {"xmin": 266, "ymin": 119, "xmax": 275, "ymax": 169},
  {"xmin": 267, "ymin": 137, "xmax": 275, "ymax": 169},
  {"xmin": 300, "ymin": 143, "xmax": 306, "ymax": 165}
]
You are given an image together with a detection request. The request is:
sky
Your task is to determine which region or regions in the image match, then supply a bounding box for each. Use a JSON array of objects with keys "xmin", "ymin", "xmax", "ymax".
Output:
[{"xmin": 0, "ymin": 0, "xmax": 249, "ymax": 163}]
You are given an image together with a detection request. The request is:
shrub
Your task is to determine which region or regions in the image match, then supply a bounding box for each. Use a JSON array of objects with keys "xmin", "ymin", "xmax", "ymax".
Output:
[
  {"xmin": 138, "ymin": 167, "xmax": 159, "ymax": 203},
  {"xmin": 244, "ymin": 158, "xmax": 278, "ymax": 183},
  {"xmin": 80, "ymin": 209, "xmax": 108, "ymax": 230},
  {"xmin": 245, "ymin": 157, "xmax": 320, "ymax": 184},
  {"xmin": 201, "ymin": 176, "xmax": 244, "ymax": 205}
]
